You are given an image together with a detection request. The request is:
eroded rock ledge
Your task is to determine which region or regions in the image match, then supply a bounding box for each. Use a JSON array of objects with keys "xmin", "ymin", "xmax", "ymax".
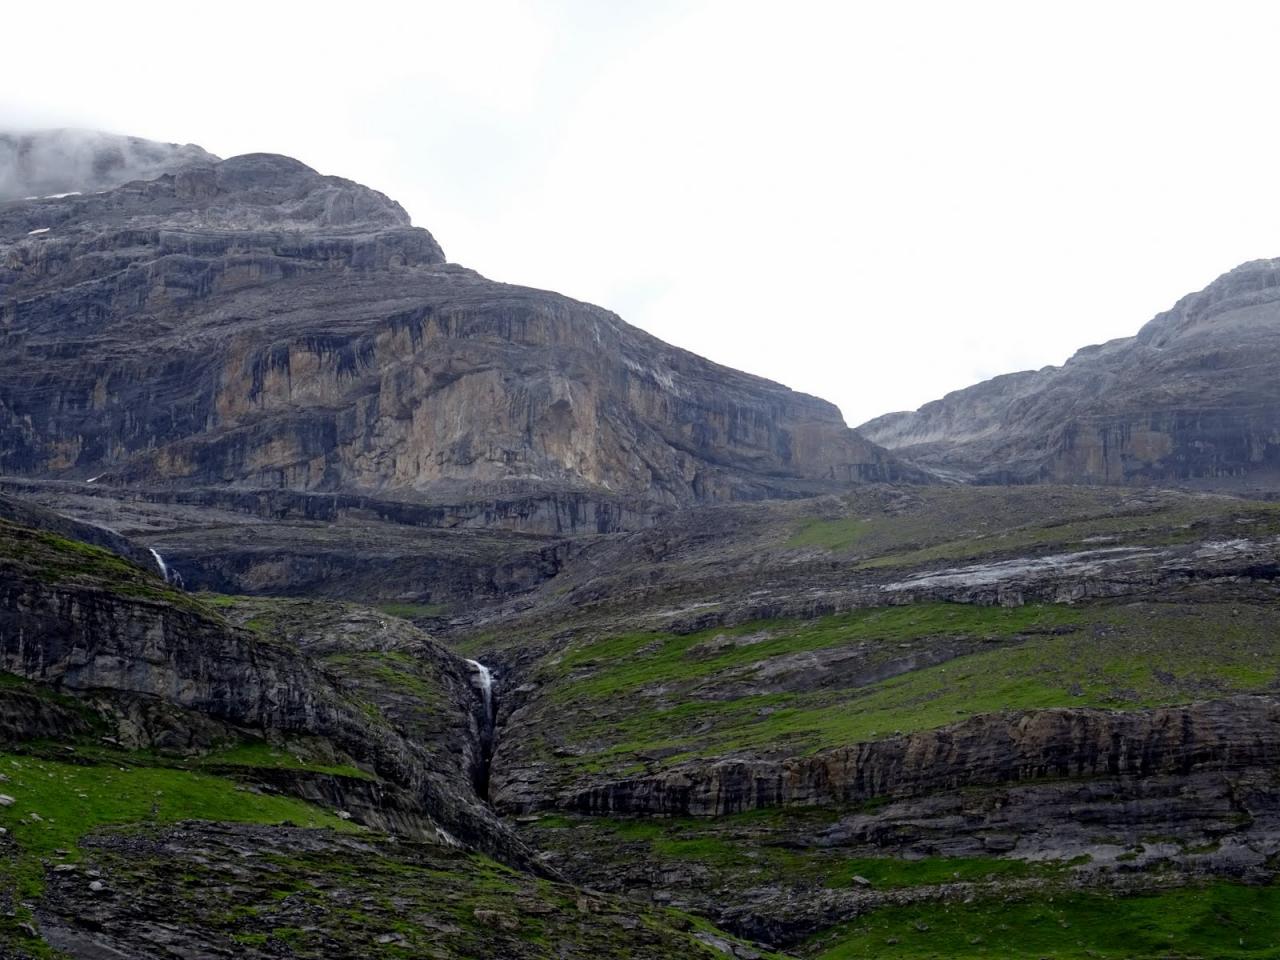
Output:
[{"xmin": 562, "ymin": 697, "xmax": 1280, "ymax": 816}]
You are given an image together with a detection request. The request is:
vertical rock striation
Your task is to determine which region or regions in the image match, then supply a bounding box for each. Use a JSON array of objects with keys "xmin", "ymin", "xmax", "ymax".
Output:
[{"xmin": 0, "ymin": 139, "xmax": 916, "ymax": 513}]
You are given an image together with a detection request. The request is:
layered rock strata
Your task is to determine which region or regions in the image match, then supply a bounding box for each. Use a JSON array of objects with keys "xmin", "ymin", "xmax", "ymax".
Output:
[
  {"xmin": 860, "ymin": 259, "xmax": 1280, "ymax": 490},
  {"xmin": 564, "ymin": 697, "xmax": 1280, "ymax": 816},
  {"xmin": 1, "ymin": 144, "xmax": 912, "ymax": 510}
]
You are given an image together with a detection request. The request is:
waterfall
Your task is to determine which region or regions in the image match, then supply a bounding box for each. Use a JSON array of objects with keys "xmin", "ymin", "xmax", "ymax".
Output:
[
  {"xmin": 148, "ymin": 548, "xmax": 184, "ymax": 589},
  {"xmin": 149, "ymin": 548, "xmax": 169, "ymax": 581},
  {"xmin": 465, "ymin": 659, "xmax": 494, "ymax": 721},
  {"xmin": 465, "ymin": 659, "xmax": 497, "ymax": 799}
]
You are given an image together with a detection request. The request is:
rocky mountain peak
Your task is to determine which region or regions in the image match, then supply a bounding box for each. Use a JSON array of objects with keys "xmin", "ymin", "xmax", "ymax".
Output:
[
  {"xmin": 166, "ymin": 152, "xmax": 415, "ymax": 232},
  {"xmin": 1135, "ymin": 256, "xmax": 1280, "ymax": 349},
  {"xmin": 1, "ymin": 149, "xmax": 420, "ymax": 241},
  {"xmin": 860, "ymin": 256, "xmax": 1280, "ymax": 490},
  {"xmin": 0, "ymin": 133, "xmax": 912, "ymax": 513}
]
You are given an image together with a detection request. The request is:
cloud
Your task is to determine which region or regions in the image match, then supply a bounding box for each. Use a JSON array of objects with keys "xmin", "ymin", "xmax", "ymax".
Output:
[{"xmin": 0, "ymin": 129, "xmax": 215, "ymax": 201}]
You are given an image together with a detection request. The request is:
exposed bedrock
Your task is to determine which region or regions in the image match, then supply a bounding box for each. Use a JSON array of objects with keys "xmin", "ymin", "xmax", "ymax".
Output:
[
  {"xmin": 25, "ymin": 482, "xmax": 664, "ymax": 536},
  {"xmin": 0, "ymin": 149, "xmax": 916, "ymax": 510},
  {"xmin": 731, "ymin": 766, "xmax": 1280, "ymax": 946},
  {"xmin": 0, "ymin": 480, "xmax": 612, "ymax": 607},
  {"xmin": 860, "ymin": 259, "xmax": 1280, "ymax": 490},
  {"xmin": 0, "ymin": 551, "xmax": 535, "ymax": 869},
  {"xmin": 558, "ymin": 697, "xmax": 1280, "ymax": 816},
  {"xmin": 0, "ymin": 687, "xmax": 95, "ymax": 743},
  {"xmin": 0, "ymin": 490, "xmax": 153, "ymax": 568},
  {"xmin": 162, "ymin": 531, "xmax": 575, "ymax": 608},
  {"xmin": 644, "ymin": 536, "xmax": 1280, "ymax": 641}
]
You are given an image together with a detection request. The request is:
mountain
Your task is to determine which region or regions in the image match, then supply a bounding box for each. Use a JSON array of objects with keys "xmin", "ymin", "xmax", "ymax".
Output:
[
  {"xmin": 859, "ymin": 259, "xmax": 1280, "ymax": 490},
  {"xmin": 4, "ymin": 133, "xmax": 1280, "ymax": 960},
  {"xmin": 0, "ymin": 142, "xmax": 913, "ymax": 520}
]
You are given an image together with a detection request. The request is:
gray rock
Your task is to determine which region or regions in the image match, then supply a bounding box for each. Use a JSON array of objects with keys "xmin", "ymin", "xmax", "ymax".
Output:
[
  {"xmin": 0, "ymin": 141, "xmax": 916, "ymax": 522},
  {"xmin": 860, "ymin": 259, "xmax": 1280, "ymax": 491}
]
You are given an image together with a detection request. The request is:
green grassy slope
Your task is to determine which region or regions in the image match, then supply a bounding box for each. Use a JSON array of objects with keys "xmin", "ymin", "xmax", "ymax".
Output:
[
  {"xmin": 807, "ymin": 882, "xmax": 1280, "ymax": 959},
  {"xmin": 515, "ymin": 600, "xmax": 1280, "ymax": 784}
]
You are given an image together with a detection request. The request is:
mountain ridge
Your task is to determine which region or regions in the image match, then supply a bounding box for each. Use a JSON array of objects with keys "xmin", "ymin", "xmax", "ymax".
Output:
[
  {"xmin": 0, "ymin": 136, "xmax": 919, "ymax": 516},
  {"xmin": 5, "ymin": 130, "xmax": 1280, "ymax": 960},
  {"xmin": 859, "ymin": 257, "xmax": 1280, "ymax": 490}
]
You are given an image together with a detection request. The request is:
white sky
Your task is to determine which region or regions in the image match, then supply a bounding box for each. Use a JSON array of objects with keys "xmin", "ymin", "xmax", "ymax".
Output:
[{"xmin": 5, "ymin": 0, "xmax": 1280, "ymax": 426}]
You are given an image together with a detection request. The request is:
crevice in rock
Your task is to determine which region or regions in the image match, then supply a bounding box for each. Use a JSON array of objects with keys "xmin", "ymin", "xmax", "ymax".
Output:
[{"xmin": 466, "ymin": 659, "xmax": 498, "ymax": 800}]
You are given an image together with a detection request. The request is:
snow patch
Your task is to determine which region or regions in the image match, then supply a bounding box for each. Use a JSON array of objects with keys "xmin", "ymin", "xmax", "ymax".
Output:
[{"xmin": 881, "ymin": 547, "xmax": 1159, "ymax": 592}]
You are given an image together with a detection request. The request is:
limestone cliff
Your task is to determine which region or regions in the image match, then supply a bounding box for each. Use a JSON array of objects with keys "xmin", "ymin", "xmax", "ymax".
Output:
[
  {"xmin": 0, "ymin": 140, "xmax": 913, "ymax": 508},
  {"xmin": 860, "ymin": 259, "xmax": 1280, "ymax": 489}
]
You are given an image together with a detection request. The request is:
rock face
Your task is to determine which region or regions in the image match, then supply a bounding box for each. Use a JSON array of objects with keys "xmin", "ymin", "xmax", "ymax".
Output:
[
  {"xmin": 0, "ymin": 477, "xmax": 596, "ymax": 611},
  {"xmin": 0, "ymin": 490, "xmax": 153, "ymax": 569},
  {"xmin": 9, "ymin": 131, "xmax": 1280, "ymax": 960},
  {"xmin": 565, "ymin": 697, "xmax": 1280, "ymax": 816},
  {"xmin": 860, "ymin": 259, "xmax": 1280, "ymax": 490},
  {"xmin": 32, "ymin": 823, "xmax": 756, "ymax": 960},
  {"xmin": 0, "ymin": 139, "xmax": 911, "ymax": 512},
  {"xmin": 0, "ymin": 518, "xmax": 531, "ymax": 866}
]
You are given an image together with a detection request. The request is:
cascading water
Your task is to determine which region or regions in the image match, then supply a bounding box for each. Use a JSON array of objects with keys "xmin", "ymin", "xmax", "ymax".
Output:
[
  {"xmin": 465, "ymin": 659, "xmax": 497, "ymax": 798},
  {"xmin": 465, "ymin": 659, "xmax": 494, "ymax": 720},
  {"xmin": 149, "ymin": 548, "xmax": 169, "ymax": 580},
  {"xmin": 148, "ymin": 548, "xmax": 184, "ymax": 589}
]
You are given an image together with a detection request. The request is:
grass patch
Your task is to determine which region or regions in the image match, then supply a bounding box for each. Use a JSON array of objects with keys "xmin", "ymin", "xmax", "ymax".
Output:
[
  {"xmin": 854, "ymin": 497, "xmax": 1280, "ymax": 571},
  {"xmin": 198, "ymin": 739, "xmax": 373, "ymax": 780},
  {"xmin": 322, "ymin": 651, "xmax": 447, "ymax": 706},
  {"xmin": 788, "ymin": 517, "xmax": 871, "ymax": 551},
  {"xmin": 0, "ymin": 750, "xmax": 359, "ymax": 947},
  {"xmin": 0, "ymin": 520, "xmax": 224, "ymax": 620},
  {"xmin": 828, "ymin": 856, "xmax": 1032, "ymax": 888},
  {"xmin": 0, "ymin": 752, "xmax": 357, "ymax": 864},
  {"xmin": 781, "ymin": 488, "xmax": 1280, "ymax": 572},
  {"xmin": 808, "ymin": 881, "xmax": 1280, "ymax": 959},
  {"xmin": 195, "ymin": 592, "xmax": 248, "ymax": 608},
  {"xmin": 548, "ymin": 603, "xmax": 1083, "ymax": 702},
  {"xmin": 530, "ymin": 601, "xmax": 1280, "ymax": 780}
]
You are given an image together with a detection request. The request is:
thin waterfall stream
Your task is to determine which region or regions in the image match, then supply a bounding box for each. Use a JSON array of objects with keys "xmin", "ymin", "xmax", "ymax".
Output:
[
  {"xmin": 148, "ymin": 548, "xmax": 184, "ymax": 588},
  {"xmin": 465, "ymin": 659, "xmax": 497, "ymax": 798}
]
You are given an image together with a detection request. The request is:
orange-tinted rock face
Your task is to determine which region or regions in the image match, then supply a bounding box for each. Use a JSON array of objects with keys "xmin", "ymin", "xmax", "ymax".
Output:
[{"xmin": 0, "ymin": 148, "xmax": 913, "ymax": 508}]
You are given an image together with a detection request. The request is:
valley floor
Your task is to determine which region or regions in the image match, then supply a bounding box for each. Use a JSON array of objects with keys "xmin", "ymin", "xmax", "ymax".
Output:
[{"xmin": 3, "ymin": 484, "xmax": 1280, "ymax": 958}]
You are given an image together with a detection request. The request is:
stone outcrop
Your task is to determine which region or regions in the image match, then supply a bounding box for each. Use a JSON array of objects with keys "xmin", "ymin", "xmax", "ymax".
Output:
[
  {"xmin": 563, "ymin": 697, "xmax": 1280, "ymax": 816},
  {"xmin": 860, "ymin": 259, "xmax": 1280, "ymax": 490},
  {"xmin": 0, "ymin": 479, "xmax": 593, "ymax": 609},
  {"xmin": 30, "ymin": 823, "xmax": 763, "ymax": 960},
  {"xmin": 0, "ymin": 686, "xmax": 95, "ymax": 744},
  {"xmin": 0, "ymin": 490, "xmax": 152, "ymax": 568},
  {"xmin": 0, "ymin": 517, "xmax": 532, "ymax": 867},
  {"xmin": 0, "ymin": 141, "xmax": 913, "ymax": 512},
  {"xmin": 528, "ymin": 765, "xmax": 1280, "ymax": 947}
]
